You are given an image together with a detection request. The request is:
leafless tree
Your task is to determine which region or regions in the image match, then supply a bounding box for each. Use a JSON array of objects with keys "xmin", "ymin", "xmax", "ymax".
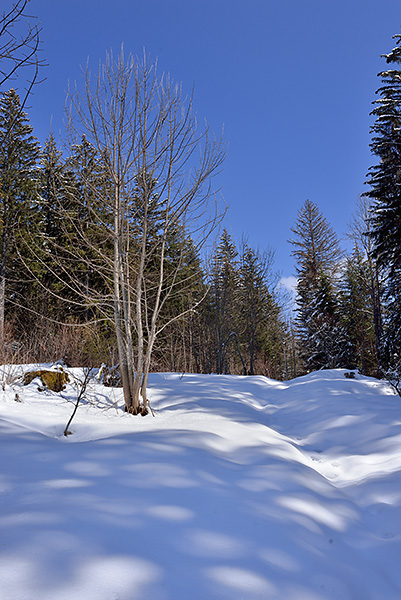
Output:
[
  {"xmin": 0, "ymin": 0, "xmax": 44, "ymax": 123},
  {"xmin": 39, "ymin": 50, "xmax": 225, "ymax": 414}
]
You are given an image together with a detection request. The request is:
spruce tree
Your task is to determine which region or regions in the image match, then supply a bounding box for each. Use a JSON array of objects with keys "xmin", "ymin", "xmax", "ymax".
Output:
[
  {"xmin": 238, "ymin": 244, "xmax": 283, "ymax": 376},
  {"xmin": 0, "ymin": 88, "xmax": 39, "ymax": 350},
  {"xmin": 209, "ymin": 229, "xmax": 241, "ymax": 374},
  {"xmin": 366, "ymin": 32, "xmax": 401, "ymax": 275},
  {"xmin": 155, "ymin": 234, "xmax": 207, "ymax": 373},
  {"xmin": 338, "ymin": 246, "xmax": 377, "ymax": 375},
  {"xmin": 347, "ymin": 196, "xmax": 382, "ymax": 372},
  {"xmin": 39, "ymin": 134, "xmax": 66, "ymax": 239},
  {"xmin": 34, "ymin": 134, "xmax": 87, "ymax": 324},
  {"xmin": 208, "ymin": 233, "xmax": 285, "ymax": 377},
  {"xmin": 365, "ymin": 31, "xmax": 401, "ymax": 374},
  {"xmin": 289, "ymin": 200, "xmax": 345, "ymax": 371}
]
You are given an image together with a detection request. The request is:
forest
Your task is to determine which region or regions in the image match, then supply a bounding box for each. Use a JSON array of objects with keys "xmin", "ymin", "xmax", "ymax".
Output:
[{"xmin": 2, "ymin": 1, "xmax": 401, "ymax": 412}]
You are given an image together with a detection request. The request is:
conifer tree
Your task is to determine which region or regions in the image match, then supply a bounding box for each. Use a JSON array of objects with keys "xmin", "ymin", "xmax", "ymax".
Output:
[
  {"xmin": 64, "ymin": 135, "xmax": 114, "ymax": 323},
  {"xmin": 289, "ymin": 200, "xmax": 345, "ymax": 371},
  {"xmin": 365, "ymin": 31, "xmax": 401, "ymax": 373},
  {"xmin": 209, "ymin": 229, "xmax": 241, "ymax": 374},
  {"xmin": 39, "ymin": 134, "xmax": 66, "ymax": 239},
  {"xmin": 9, "ymin": 133, "xmax": 63, "ymax": 334},
  {"xmin": 0, "ymin": 88, "xmax": 39, "ymax": 350},
  {"xmin": 208, "ymin": 233, "xmax": 285, "ymax": 377},
  {"xmin": 34, "ymin": 134, "xmax": 90, "ymax": 323},
  {"xmin": 155, "ymin": 234, "xmax": 207, "ymax": 373},
  {"xmin": 366, "ymin": 32, "xmax": 401, "ymax": 275},
  {"xmin": 339, "ymin": 246, "xmax": 377, "ymax": 375},
  {"xmin": 238, "ymin": 244, "xmax": 282, "ymax": 376},
  {"xmin": 347, "ymin": 196, "xmax": 382, "ymax": 371}
]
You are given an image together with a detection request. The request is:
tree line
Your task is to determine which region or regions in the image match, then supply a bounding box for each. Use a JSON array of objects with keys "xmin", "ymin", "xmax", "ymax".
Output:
[
  {"xmin": 0, "ymin": 58, "xmax": 287, "ymax": 412},
  {"xmin": 2, "ymin": 0, "xmax": 401, "ymax": 406},
  {"xmin": 289, "ymin": 30, "xmax": 401, "ymax": 386}
]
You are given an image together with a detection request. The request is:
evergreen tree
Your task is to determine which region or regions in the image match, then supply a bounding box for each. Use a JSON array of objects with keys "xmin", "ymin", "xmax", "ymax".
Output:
[
  {"xmin": 207, "ymin": 232, "xmax": 285, "ymax": 377},
  {"xmin": 347, "ymin": 196, "xmax": 382, "ymax": 372},
  {"xmin": 155, "ymin": 234, "xmax": 208, "ymax": 373},
  {"xmin": 39, "ymin": 134, "xmax": 66, "ymax": 239},
  {"xmin": 338, "ymin": 246, "xmax": 378, "ymax": 375},
  {"xmin": 238, "ymin": 244, "xmax": 283, "ymax": 376},
  {"xmin": 381, "ymin": 276, "xmax": 401, "ymax": 370},
  {"xmin": 32, "ymin": 134, "xmax": 101, "ymax": 327},
  {"xmin": 365, "ymin": 31, "xmax": 401, "ymax": 373},
  {"xmin": 290, "ymin": 199, "xmax": 342, "ymax": 278},
  {"xmin": 289, "ymin": 200, "xmax": 345, "ymax": 371},
  {"xmin": 209, "ymin": 229, "xmax": 241, "ymax": 374},
  {"xmin": 366, "ymin": 32, "xmax": 401, "ymax": 275},
  {"xmin": 297, "ymin": 266, "xmax": 348, "ymax": 370},
  {"xmin": 64, "ymin": 135, "xmax": 114, "ymax": 322},
  {"xmin": 0, "ymin": 88, "xmax": 39, "ymax": 350}
]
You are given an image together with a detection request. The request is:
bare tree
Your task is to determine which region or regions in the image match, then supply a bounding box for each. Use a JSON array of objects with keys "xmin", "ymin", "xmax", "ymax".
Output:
[
  {"xmin": 36, "ymin": 50, "xmax": 225, "ymax": 414},
  {"xmin": 0, "ymin": 0, "xmax": 44, "ymax": 121}
]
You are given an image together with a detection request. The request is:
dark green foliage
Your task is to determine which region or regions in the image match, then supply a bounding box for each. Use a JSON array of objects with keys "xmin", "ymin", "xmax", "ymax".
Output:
[
  {"xmin": 289, "ymin": 200, "xmax": 347, "ymax": 371},
  {"xmin": 297, "ymin": 267, "xmax": 348, "ymax": 370},
  {"xmin": 290, "ymin": 199, "xmax": 343, "ymax": 278},
  {"xmin": 206, "ymin": 231, "xmax": 285, "ymax": 377},
  {"xmin": 366, "ymin": 31, "xmax": 401, "ymax": 374},
  {"xmin": 210, "ymin": 229, "xmax": 240, "ymax": 374},
  {"xmin": 238, "ymin": 244, "xmax": 283, "ymax": 376},
  {"xmin": 380, "ymin": 274, "xmax": 401, "ymax": 368},
  {"xmin": 0, "ymin": 89, "xmax": 39, "ymax": 348},
  {"xmin": 366, "ymin": 33, "xmax": 401, "ymax": 276},
  {"xmin": 338, "ymin": 247, "xmax": 378, "ymax": 375}
]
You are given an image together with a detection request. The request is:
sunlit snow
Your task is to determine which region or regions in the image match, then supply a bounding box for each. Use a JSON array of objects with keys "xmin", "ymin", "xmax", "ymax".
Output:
[{"xmin": 1, "ymin": 366, "xmax": 401, "ymax": 599}]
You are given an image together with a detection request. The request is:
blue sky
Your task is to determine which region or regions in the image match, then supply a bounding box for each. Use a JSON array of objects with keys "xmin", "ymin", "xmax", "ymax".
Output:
[{"xmin": 19, "ymin": 0, "xmax": 401, "ymax": 280}]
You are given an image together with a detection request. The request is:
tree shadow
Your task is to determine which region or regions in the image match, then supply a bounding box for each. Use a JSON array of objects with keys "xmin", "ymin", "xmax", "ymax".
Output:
[{"xmin": 2, "ymin": 411, "xmax": 401, "ymax": 600}]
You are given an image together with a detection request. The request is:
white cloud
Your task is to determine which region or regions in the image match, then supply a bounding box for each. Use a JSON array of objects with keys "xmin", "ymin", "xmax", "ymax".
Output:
[{"xmin": 279, "ymin": 276, "xmax": 297, "ymax": 297}]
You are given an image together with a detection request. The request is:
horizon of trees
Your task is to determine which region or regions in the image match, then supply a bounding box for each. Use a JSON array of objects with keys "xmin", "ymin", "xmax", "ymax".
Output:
[{"xmin": 1, "ymin": 1, "xmax": 401, "ymax": 395}]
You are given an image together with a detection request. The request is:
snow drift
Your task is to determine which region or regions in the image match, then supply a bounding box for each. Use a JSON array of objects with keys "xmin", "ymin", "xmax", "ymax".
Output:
[{"xmin": 1, "ymin": 366, "xmax": 401, "ymax": 599}]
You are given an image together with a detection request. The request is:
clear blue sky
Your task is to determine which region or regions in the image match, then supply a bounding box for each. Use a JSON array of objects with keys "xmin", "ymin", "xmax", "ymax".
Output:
[{"xmin": 21, "ymin": 0, "xmax": 401, "ymax": 280}]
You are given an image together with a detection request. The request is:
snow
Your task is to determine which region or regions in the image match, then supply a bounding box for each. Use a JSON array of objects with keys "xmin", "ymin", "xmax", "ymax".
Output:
[{"xmin": 1, "ymin": 366, "xmax": 401, "ymax": 599}]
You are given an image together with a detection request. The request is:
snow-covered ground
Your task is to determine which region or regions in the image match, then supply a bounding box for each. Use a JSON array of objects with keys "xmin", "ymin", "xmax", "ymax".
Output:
[{"xmin": 1, "ymin": 365, "xmax": 401, "ymax": 600}]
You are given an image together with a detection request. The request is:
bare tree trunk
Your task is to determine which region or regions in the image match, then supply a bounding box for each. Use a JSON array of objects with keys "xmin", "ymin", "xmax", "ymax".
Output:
[
  {"xmin": 31, "ymin": 49, "xmax": 227, "ymax": 416},
  {"xmin": 371, "ymin": 263, "xmax": 383, "ymax": 370},
  {"xmin": 0, "ymin": 228, "xmax": 9, "ymax": 357}
]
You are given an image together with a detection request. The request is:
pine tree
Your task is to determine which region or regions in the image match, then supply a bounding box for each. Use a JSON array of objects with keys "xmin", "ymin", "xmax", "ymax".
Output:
[
  {"xmin": 209, "ymin": 229, "xmax": 242, "ymax": 374},
  {"xmin": 289, "ymin": 200, "xmax": 345, "ymax": 371},
  {"xmin": 64, "ymin": 135, "xmax": 114, "ymax": 322},
  {"xmin": 338, "ymin": 245, "xmax": 379, "ymax": 375},
  {"xmin": 33, "ymin": 134, "xmax": 94, "ymax": 325},
  {"xmin": 289, "ymin": 199, "xmax": 342, "ymax": 278},
  {"xmin": 238, "ymin": 244, "xmax": 283, "ymax": 376},
  {"xmin": 0, "ymin": 88, "xmax": 39, "ymax": 351},
  {"xmin": 365, "ymin": 31, "xmax": 401, "ymax": 374},
  {"xmin": 366, "ymin": 32, "xmax": 401, "ymax": 275},
  {"xmin": 39, "ymin": 134, "xmax": 66, "ymax": 239},
  {"xmin": 208, "ymin": 233, "xmax": 285, "ymax": 377},
  {"xmin": 155, "ymin": 234, "xmax": 208, "ymax": 373},
  {"xmin": 347, "ymin": 196, "xmax": 382, "ymax": 372}
]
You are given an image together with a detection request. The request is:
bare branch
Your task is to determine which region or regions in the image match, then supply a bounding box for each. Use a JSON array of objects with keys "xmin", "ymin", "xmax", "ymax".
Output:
[{"xmin": 0, "ymin": 0, "xmax": 46, "ymax": 145}]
